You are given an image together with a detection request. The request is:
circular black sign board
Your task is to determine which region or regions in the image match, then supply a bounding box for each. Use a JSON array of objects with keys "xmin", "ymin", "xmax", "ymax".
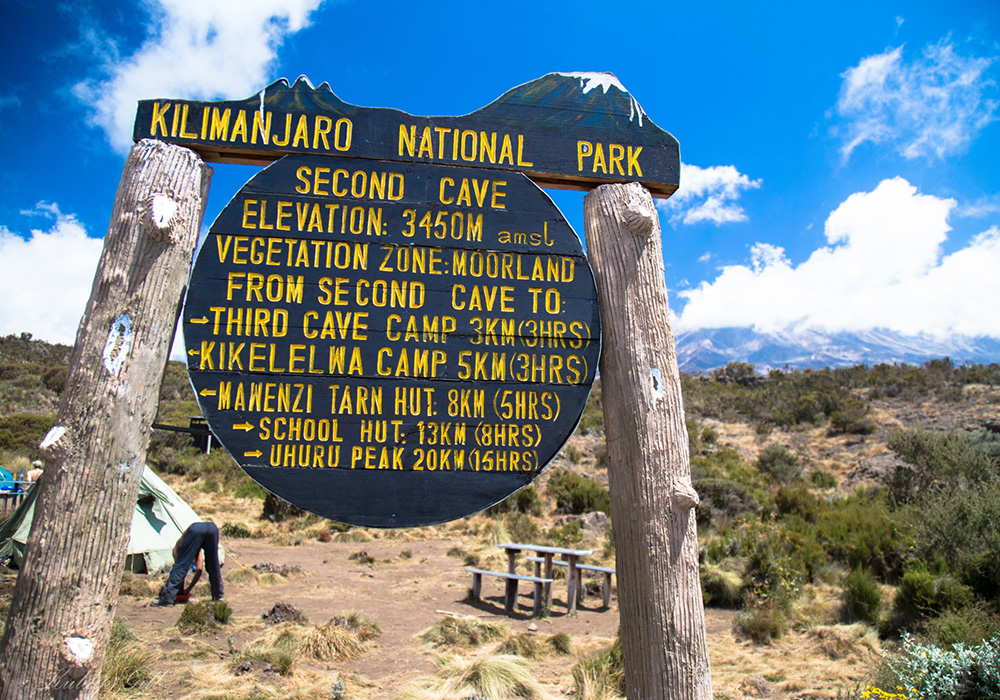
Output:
[{"xmin": 184, "ymin": 155, "xmax": 601, "ymax": 527}]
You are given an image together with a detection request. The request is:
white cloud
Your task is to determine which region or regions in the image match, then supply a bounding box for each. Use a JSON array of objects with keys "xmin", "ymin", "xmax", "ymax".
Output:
[
  {"xmin": 835, "ymin": 39, "xmax": 998, "ymax": 161},
  {"xmin": 0, "ymin": 204, "xmax": 104, "ymax": 344},
  {"xmin": 675, "ymin": 177, "xmax": 1000, "ymax": 338},
  {"xmin": 73, "ymin": 0, "xmax": 326, "ymax": 152},
  {"xmin": 658, "ymin": 162, "xmax": 762, "ymax": 225},
  {"xmin": 957, "ymin": 196, "xmax": 1000, "ymax": 219}
]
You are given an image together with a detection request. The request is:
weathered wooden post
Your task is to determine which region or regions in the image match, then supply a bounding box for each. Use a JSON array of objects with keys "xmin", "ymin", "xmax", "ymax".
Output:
[
  {"xmin": 0, "ymin": 139, "xmax": 211, "ymax": 699},
  {"xmin": 584, "ymin": 181, "xmax": 712, "ymax": 699}
]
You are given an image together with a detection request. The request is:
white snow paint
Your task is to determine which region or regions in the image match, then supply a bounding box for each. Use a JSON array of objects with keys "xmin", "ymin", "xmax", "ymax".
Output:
[
  {"xmin": 650, "ymin": 367, "xmax": 665, "ymax": 399},
  {"xmin": 65, "ymin": 637, "xmax": 94, "ymax": 662},
  {"xmin": 150, "ymin": 194, "xmax": 177, "ymax": 229},
  {"xmin": 102, "ymin": 314, "xmax": 133, "ymax": 376},
  {"xmin": 40, "ymin": 426, "xmax": 67, "ymax": 451},
  {"xmin": 557, "ymin": 72, "xmax": 646, "ymax": 126}
]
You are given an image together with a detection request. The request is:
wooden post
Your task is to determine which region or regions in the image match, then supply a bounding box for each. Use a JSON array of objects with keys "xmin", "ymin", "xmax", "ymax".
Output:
[
  {"xmin": 0, "ymin": 140, "xmax": 211, "ymax": 700},
  {"xmin": 583, "ymin": 182, "xmax": 712, "ymax": 699}
]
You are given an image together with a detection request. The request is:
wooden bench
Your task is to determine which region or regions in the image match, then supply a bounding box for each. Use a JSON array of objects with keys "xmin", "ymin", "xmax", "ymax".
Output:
[
  {"xmin": 465, "ymin": 568, "xmax": 554, "ymax": 615},
  {"xmin": 498, "ymin": 543, "xmax": 593, "ymax": 614},
  {"xmin": 527, "ymin": 557, "xmax": 615, "ymax": 608}
]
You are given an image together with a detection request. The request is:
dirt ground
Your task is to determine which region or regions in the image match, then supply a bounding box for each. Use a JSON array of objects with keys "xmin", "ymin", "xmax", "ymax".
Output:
[{"xmin": 107, "ymin": 530, "xmax": 875, "ymax": 700}]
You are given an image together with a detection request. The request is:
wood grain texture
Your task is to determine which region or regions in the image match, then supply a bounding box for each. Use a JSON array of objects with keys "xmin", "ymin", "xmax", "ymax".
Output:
[
  {"xmin": 583, "ymin": 182, "xmax": 712, "ymax": 700},
  {"xmin": 0, "ymin": 140, "xmax": 211, "ymax": 699}
]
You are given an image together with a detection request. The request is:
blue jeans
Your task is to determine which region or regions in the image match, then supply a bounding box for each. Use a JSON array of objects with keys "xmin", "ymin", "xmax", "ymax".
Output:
[{"xmin": 158, "ymin": 522, "xmax": 223, "ymax": 603}]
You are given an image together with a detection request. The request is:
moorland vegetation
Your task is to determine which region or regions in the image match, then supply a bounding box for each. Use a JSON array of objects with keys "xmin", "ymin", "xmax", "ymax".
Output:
[{"xmin": 1, "ymin": 332, "xmax": 998, "ymax": 699}]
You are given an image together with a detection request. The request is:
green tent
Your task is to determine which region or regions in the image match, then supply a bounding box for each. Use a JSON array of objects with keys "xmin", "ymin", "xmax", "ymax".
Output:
[{"xmin": 0, "ymin": 465, "xmax": 224, "ymax": 573}]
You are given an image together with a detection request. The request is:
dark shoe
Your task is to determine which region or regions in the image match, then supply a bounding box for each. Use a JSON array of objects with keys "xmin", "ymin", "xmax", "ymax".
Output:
[{"xmin": 151, "ymin": 598, "xmax": 174, "ymax": 607}]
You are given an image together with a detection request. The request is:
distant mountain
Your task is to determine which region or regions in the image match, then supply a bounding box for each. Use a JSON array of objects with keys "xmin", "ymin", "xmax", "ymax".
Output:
[{"xmin": 674, "ymin": 327, "xmax": 1000, "ymax": 374}]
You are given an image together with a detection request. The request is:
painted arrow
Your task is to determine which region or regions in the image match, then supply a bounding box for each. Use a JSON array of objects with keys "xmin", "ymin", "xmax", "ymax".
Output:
[
  {"xmin": 233, "ymin": 422, "xmax": 254, "ymax": 432},
  {"xmin": 187, "ymin": 349, "xmax": 198, "ymax": 356},
  {"xmin": 189, "ymin": 317, "xmax": 209, "ymax": 324},
  {"xmin": 200, "ymin": 388, "xmax": 216, "ymax": 397},
  {"xmin": 244, "ymin": 450, "xmax": 263, "ymax": 458}
]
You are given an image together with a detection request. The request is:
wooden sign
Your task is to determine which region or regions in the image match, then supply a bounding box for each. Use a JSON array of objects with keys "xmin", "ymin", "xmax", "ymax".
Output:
[
  {"xmin": 184, "ymin": 154, "xmax": 601, "ymax": 527},
  {"xmin": 134, "ymin": 72, "xmax": 679, "ymax": 197}
]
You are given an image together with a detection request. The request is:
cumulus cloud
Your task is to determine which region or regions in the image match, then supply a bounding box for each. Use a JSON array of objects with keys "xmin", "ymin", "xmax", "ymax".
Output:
[
  {"xmin": 835, "ymin": 39, "xmax": 998, "ymax": 161},
  {"xmin": 0, "ymin": 204, "xmax": 104, "ymax": 344},
  {"xmin": 675, "ymin": 177, "xmax": 1000, "ymax": 338},
  {"xmin": 73, "ymin": 0, "xmax": 326, "ymax": 152},
  {"xmin": 658, "ymin": 162, "xmax": 762, "ymax": 225}
]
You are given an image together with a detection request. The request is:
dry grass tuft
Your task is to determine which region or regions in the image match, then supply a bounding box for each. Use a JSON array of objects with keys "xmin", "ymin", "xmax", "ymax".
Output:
[
  {"xmin": 250, "ymin": 613, "xmax": 381, "ymax": 663},
  {"xmin": 496, "ymin": 632, "xmax": 574, "ymax": 659},
  {"xmin": 334, "ymin": 530, "xmax": 372, "ymax": 543},
  {"xmin": 118, "ymin": 573, "xmax": 154, "ymax": 598},
  {"xmin": 479, "ymin": 519, "xmax": 511, "ymax": 546},
  {"xmin": 572, "ymin": 636, "xmax": 623, "ymax": 700},
  {"xmin": 101, "ymin": 618, "xmax": 154, "ymax": 694},
  {"xmin": 300, "ymin": 622, "xmax": 366, "ymax": 661},
  {"xmin": 420, "ymin": 615, "xmax": 509, "ymax": 649},
  {"xmin": 180, "ymin": 657, "xmax": 348, "ymax": 700},
  {"xmin": 225, "ymin": 567, "xmax": 260, "ymax": 585},
  {"xmin": 401, "ymin": 654, "xmax": 549, "ymax": 700},
  {"xmin": 805, "ymin": 623, "xmax": 880, "ymax": 660}
]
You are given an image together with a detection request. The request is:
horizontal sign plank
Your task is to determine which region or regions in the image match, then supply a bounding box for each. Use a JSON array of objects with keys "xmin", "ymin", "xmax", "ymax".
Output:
[
  {"xmin": 134, "ymin": 72, "xmax": 679, "ymax": 197},
  {"xmin": 184, "ymin": 155, "xmax": 601, "ymax": 527}
]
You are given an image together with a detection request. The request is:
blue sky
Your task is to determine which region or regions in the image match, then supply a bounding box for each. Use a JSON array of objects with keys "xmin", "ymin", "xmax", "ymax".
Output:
[{"xmin": 1, "ymin": 0, "xmax": 998, "ymax": 353}]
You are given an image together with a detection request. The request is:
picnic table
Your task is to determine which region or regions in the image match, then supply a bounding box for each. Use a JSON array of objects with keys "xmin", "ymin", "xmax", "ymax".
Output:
[{"xmin": 498, "ymin": 543, "xmax": 593, "ymax": 614}]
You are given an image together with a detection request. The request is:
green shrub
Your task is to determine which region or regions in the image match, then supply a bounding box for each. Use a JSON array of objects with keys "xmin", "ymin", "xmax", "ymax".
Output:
[
  {"xmin": 734, "ymin": 600, "xmax": 787, "ymax": 644},
  {"xmin": 0, "ymin": 413, "xmax": 56, "ymax": 455},
  {"xmin": 755, "ymin": 444, "xmax": 800, "ymax": 484},
  {"xmin": 220, "ymin": 522, "xmax": 252, "ymax": 539},
  {"xmin": 686, "ymin": 417, "xmax": 700, "ymax": 457},
  {"xmin": 230, "ymin": 479, "xmax": 267, "ymax": 499},
  {"xmin": 564, "ymin": 445, "xmax": 582, "ymax": 464},
  {"xmin": 594, "ymin": 442, "xmax": 609, "ymax": 470},
  {"xmin": 724, "ymin": 517, "xmax": 817, "ymax": 604},
  {"xmin": 809, "ymin": 469, "xmax": 838, "ymax": 488},
  {"xmin": 774, "ymin": 484, "xmax": 822, "ymax": 521},
  {"xmin": 177, "ymin": 600, "xmax": 231, "ymax": 634},
  {"xmin": 700, "ymin": 426, "xmax": 719, "ymax": 446},
  {"xmin": 486, "ymin": 485, "xmax": 542, "ymax": 516},
  {"xmin": 576, "ymin": 379, "xmax": 604, "ymax": 436},
  {"xmin": 925, "ymin": 605, "xmax": 1000, "ymax": 647},
  {"xmin": 692, "ymin": 448, "xmax": 769, "ymax": 523},
  {"xmin": 868, "ymin": 633, "xmax": 1000, "ymax": 700},
  {"xmin": 546, "ymin": 469, "xmax": 610, "ymax": 514},
  {"xmin": 504, "ymin": 512, "xmax": 538, "ymax": 543},
  {"xmin": 914, "ymin": 472, "xmax": 1000, "ymax": 602},
  {"xmin": 41, "ymin": 365, "xmax": 67, "ymax": 393},
  {"xmin": 211, "ymin": 600, "xmax": 232, "ymax": 624},
  {"xmin": 548, "ymin": 521, "xmax": 583, "ymax": 548},
  {"xmin": 814, "ymin": 490, "xmax": 914, "ymax": 581},
  {"xmin": 894, "ymin": 567, "xmax": 973, "ymax": 628},
  {"xmin": 828, "ymin": 398, "xmax": 876, "ymax": 435},
  {"xmin": 843, "ymin": 567, "xmax": 882, "ymax": 626}
]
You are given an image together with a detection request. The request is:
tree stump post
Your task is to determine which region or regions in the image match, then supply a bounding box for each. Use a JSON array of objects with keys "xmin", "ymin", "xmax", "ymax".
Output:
[
  {"xmin": 583, "ymin": 182, "xmax": 712, "ymax": 699},
  {"xmin": 0, "ymin": 140, "xmax": 212, "ymax": 699}
]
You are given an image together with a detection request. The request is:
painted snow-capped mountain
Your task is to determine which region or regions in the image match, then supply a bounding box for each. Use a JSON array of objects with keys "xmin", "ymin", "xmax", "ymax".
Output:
[{"xmin": 674, "ymin": 327, "xmax": 1000, "ymax": 374}]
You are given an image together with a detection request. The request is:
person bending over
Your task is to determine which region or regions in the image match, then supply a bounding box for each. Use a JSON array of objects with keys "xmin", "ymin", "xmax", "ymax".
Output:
[{"xmin": 157, "ymin": 521, "xmax": 223, "ymax": 605}]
